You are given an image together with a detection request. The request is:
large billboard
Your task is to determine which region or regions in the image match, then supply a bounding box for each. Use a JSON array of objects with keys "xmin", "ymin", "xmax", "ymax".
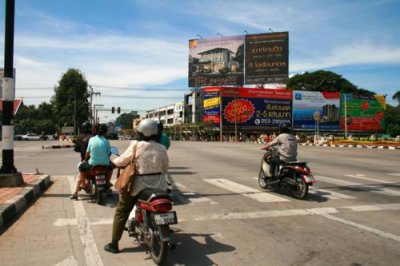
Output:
[
  {"xmin": 221, "ymin": 87, "xmax": 292, "ymax": 129},
  {"xmin": 292, "ymin": 91, "xmax": 340, "ymax": 131},
  {"xmin": 340, "ymin": 93, "xmax": 386, "ymax": 132},
  {"xmin": 245, "ymin": 32, "xmax": 289, "ymax": 84},
  {"xmin": 189, "ymin": 36, "xmax": 245, "ymax": 87},
  {"xmin": 203, "ymin": 87, "xmax": 221, "ymax": 124},
  {"xmin": 189, "ymin": 32, "xmax": 289, "ymax": 87}
]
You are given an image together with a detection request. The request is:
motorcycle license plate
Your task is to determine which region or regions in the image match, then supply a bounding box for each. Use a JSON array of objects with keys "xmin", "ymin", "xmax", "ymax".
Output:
[
  {"xmin": 303, "ymin": 174, "xmax": 315, "ymax": 183},
  {"xmin": 154, "ymin": 212, "xmax": 177, "ymax": 225},
  {"xmin": 95, "ymin": 175, "xmax": 106, "ymax": 185}
]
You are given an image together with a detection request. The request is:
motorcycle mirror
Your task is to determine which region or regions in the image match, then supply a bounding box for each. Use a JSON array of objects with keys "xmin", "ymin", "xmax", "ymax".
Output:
[{"xmin": 110, "ymin": 146, "xmax": 119, "ymax": 156}]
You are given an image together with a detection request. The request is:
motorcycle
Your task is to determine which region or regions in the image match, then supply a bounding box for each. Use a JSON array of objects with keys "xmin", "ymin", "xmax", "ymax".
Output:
[
  {"xmin": 125, "ymin": 177, "xmax": 177, "ymax": 265},
  {"xmin": 258, "ymin": 147, "xmax": 316, "ymax": 199},
  {"xmin": 112, "ymin": 145, "xmax": 177, "ymax": 265},
  {"xmin": 81, "ymin": 147, "xmax": 119, "ymax": 205},
  {"xmin": 86, "ymin": 165, "xmax": 111, "ymax": 205}
]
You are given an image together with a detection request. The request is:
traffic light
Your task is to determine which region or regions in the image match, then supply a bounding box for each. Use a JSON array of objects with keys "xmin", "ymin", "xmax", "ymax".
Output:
[
  {"xmin": 111, "ymin": 107, "xmax": 115, "ymax": 113},
  {"xmin": 117, "ymin": 107, "xmax": 121, "ymax": 113}
]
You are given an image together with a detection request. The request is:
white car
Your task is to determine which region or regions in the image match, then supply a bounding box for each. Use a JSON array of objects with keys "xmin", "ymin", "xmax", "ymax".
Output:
[{"xmin": 21, "ymin": 133, "xmax": 41, "ymax": 141}]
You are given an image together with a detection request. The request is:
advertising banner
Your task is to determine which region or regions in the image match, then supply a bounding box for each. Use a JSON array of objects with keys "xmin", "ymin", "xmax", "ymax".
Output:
[
  {"xmin": 340, "ymin": 93, "xmax": 386, "ymax": 132},
  {"xmin": 292, "ymin": 91, "xmax": 340, "ymax": 131},
  {"xmin": 221, "ymin": 88, "xmax": 292, "ymax": 129},
  {"xmin": 203, "ymin": 87, "xmax": 221, "ymax": 124},
  {"xmin": 189, "ymin": 36, "xmax": 245, "ymax": 87},
  {"xmin": 245, "ymin": 32, "xmax": 289, "ymax": 84}
]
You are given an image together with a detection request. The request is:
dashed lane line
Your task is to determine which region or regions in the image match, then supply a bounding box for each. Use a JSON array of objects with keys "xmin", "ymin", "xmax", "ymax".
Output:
[{"xmin": 67, "ymin": 176, "xmax": 104, "ymax": 266}]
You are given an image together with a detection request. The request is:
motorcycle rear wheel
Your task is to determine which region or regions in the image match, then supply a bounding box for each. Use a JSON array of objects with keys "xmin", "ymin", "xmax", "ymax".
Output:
[
  {"xmin": 149, "ymin": 228, "xmax": 168, "ymax": 265},
  {"xmin": 291, "ymin": 176, "xmax": 308, "ymax": 199},
  {"xmin": 92, "ymin": 184, "xmax": 104, "ymax": 205}
]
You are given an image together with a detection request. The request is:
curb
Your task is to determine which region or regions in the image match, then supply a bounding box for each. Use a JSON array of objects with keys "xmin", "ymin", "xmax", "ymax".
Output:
[
  {"xmin": 299, "ymin": 143, "xmax": 400, "ymax": 150},
  {"xmin": 42, "ymin": 144, "xmax": 75, "ymax": 149},
  {"xmin": 0, "ymin": 174, "xmax": 51, "ymax": 232}
]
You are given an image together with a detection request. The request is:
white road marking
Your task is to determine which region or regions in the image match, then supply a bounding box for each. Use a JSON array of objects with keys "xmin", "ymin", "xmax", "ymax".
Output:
[
  {"xmin": 203, "ymin": 178, "xmax": 290, "ymax": 202},
  {"xmin": 309, "ymin": 187, "xmax": 356, "ymax": 199},
  {"xmin": 317, "ymin": 175, "xmax": 400, "ymax": 196},
  {"xmin": 342, "ymin": 203, "xmax": 400, "ymax": 212},
  {"xmin": 319, "ymin": 213, "xmax": 400, "ymax": 243},
  {"xmin": 54, "ymin": 218, "xmax": 77, "ymax": 226},
  {"xmin": 345, "ymin": 174, "xmax": 393, "ymax": 184},
  {"xmin": 387, "ymin": 173, "xmax": 400, "ymax": 177},
  {"xmin": 54, "ymin": 256, "xmax": 78, "ymax": 266},
  {"xmin": 68, "ymin": 176, "xmax": 104, "ymax": 266},
  {"xmin": 182, "ymin": 192, "xmax": 218, "ymax": 204}
]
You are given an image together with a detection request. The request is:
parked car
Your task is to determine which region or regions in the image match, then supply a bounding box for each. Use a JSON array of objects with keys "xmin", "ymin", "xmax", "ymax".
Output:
[{"xmin": 21, "ymin": 133, "xmax": 41, "ymax": 141}]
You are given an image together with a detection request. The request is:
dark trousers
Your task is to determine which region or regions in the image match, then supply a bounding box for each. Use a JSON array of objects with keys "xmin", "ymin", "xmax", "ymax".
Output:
[
  {"xmin": 270, "ymin": 156, "xmax": 283, "ymax": 177},
  {"xmin": 112, "ymin": 192, "xmax": 136, "ymax": 241}
]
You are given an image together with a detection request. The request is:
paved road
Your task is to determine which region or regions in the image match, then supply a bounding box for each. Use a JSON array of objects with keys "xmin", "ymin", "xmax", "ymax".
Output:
[{"xmin": 0, "ymin": 140, "xmax": 399, "ymax": 266}]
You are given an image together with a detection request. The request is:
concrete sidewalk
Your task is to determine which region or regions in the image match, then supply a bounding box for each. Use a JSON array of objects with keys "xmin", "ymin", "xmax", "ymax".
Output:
[{"xmin": 0, "ymin": 174, "xmax": 51, "ymax": 233}]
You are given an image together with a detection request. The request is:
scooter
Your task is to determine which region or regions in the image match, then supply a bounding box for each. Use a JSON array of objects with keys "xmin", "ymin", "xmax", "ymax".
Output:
[{"xmin": 258, "ymin": 147, "xmax": 316, "ymax": 199}]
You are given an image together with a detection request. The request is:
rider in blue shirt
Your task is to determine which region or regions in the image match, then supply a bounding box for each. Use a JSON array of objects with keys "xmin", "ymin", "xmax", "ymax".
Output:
[{"xmin": 71, "ymin": 123, "xmax": 112, "ymax": 199}]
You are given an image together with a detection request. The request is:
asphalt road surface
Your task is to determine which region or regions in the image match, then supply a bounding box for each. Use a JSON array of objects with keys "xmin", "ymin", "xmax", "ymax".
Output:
[{"xmin": 0, "ymin": 140, "xmax": 399, "ymax": 266}]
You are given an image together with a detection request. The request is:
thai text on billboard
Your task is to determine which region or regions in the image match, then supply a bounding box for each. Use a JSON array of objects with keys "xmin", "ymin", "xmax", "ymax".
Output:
[
  {"xmin": 189, "ymin": 36, "xmax": 245, "ymax": 87},
  {"xmin": 340, "ymin": 93, "xmax": 386, "ymax": 132},
  {"xmin": 221, "ymin": 87, "xmax": 292, "ymax": 128},
  {"xmin": 245, "ymin": 32, "xmax": 289, "ymax": 85},
  {"xmin": 292, "ymin": 91, "xmax": 340, "ymax": 131}
]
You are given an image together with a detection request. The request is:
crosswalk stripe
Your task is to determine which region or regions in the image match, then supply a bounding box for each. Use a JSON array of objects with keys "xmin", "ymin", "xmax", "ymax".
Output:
[
  {"xmin": 309, "ymin": 187, "xmax": 356, "ymax": 199},
  {"xmin": 317, "ymin": 175, "xmax": 400, "ymax": 196},
  {"xmin": 387, "ymin": 173, "xmax": 400, "ymax": 177},
  {"xmin": 203, "ymin": 178, "xmax": 290, "ymax": 202}
]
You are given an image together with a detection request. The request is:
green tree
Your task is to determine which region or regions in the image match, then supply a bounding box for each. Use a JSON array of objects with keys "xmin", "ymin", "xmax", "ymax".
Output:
[
  {"xmin": 385, "ymin": 105, "xmax": 400, "ymax": 136},
  {"xmin": 51, "ymin": 68, "xmax": 90, "ymax": 134},
  {"xmin": 116, "ymin": 112, "xmax": 139, "ymax": 129},
  {"xmin": 287, "ymin": 70, "xmax": 374, "ymax": 95},
  {"xmin": 14, "ymin": 103, "xmax": 57, "ymax": 134}
]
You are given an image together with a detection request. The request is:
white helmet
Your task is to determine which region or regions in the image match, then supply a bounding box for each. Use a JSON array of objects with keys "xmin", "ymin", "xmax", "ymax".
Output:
[{"xmin": 138, "ymin": 119, "xmax": 158, "ymax": 137}]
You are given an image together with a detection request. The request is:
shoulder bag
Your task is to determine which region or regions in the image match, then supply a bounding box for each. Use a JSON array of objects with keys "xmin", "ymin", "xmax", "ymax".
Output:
[{"xmin": 114, "ymin": 141, "xmax": 138, "ymax": 193}]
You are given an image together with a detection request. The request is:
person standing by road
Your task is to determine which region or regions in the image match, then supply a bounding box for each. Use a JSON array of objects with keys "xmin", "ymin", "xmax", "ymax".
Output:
[{"xmin": 104, "ymin": 119, "xmax": 169, "ymax": 253}]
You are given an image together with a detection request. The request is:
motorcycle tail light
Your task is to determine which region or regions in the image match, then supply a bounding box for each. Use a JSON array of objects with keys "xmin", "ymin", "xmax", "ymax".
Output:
[
  {"xmin": 135, "ymin": 208, "xmax": 143, "ymax": 223},
  {"xmin": 150, "ymin": 198, "xmax": 172, "ymax": 213}
]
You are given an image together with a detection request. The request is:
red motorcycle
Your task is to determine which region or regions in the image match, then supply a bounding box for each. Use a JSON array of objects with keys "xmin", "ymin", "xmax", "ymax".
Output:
[
  {"xmin": 123, "ymin": 174, "xmax": 177, "ymax": 265},
  {"xmin": 86, "ymin": 166, "xmax": 110, "ymax": 205}
]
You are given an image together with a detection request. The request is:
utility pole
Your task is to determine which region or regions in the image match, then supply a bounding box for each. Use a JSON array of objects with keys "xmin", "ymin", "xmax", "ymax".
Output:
[
  {"xmin": 0, "ymin": 0, "xmax": 23, "ymax": 186},
  {"xmin": 89, "ymin": 87, "xmax": 100, "ymax": 124}
]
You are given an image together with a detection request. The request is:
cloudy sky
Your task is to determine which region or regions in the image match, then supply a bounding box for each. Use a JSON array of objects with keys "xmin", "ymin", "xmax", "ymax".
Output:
[{"xmin": 1, "ymin": 0, "xmax": 399, "ymax": 121}]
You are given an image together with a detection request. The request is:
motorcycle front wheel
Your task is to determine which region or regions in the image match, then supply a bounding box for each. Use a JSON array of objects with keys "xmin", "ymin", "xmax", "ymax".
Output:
[
  {"xmin": 291, "ymin": 176, "xmax": 309, "ymax": 199},
  {"xmin": 258, "ymin": 169, "xmax": 268, "ymax": 189},
  {"xmin": 149, "ymin": 227, "xmax": 168, "ymax": 265}
]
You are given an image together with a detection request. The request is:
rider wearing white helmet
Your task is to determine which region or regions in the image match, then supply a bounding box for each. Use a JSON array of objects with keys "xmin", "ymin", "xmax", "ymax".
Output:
[{"xmin": 105, "ymin": 118, "xmax": 169, "ymax": 254}]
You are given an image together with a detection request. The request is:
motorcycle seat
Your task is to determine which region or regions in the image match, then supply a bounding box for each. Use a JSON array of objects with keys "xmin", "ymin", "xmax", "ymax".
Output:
[
  {"xmin": 137, "ymin": 188, "xmax": 170, "ymax": 202},
  {"xmin": 282, "ymin": 161, "xmax": 307, "ymax": 166}
]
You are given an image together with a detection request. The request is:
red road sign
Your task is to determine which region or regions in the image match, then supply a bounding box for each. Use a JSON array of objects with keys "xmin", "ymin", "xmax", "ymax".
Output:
[{"xmin": 0, "ymin": 98, "xmax": 23, "ymax": 115}]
